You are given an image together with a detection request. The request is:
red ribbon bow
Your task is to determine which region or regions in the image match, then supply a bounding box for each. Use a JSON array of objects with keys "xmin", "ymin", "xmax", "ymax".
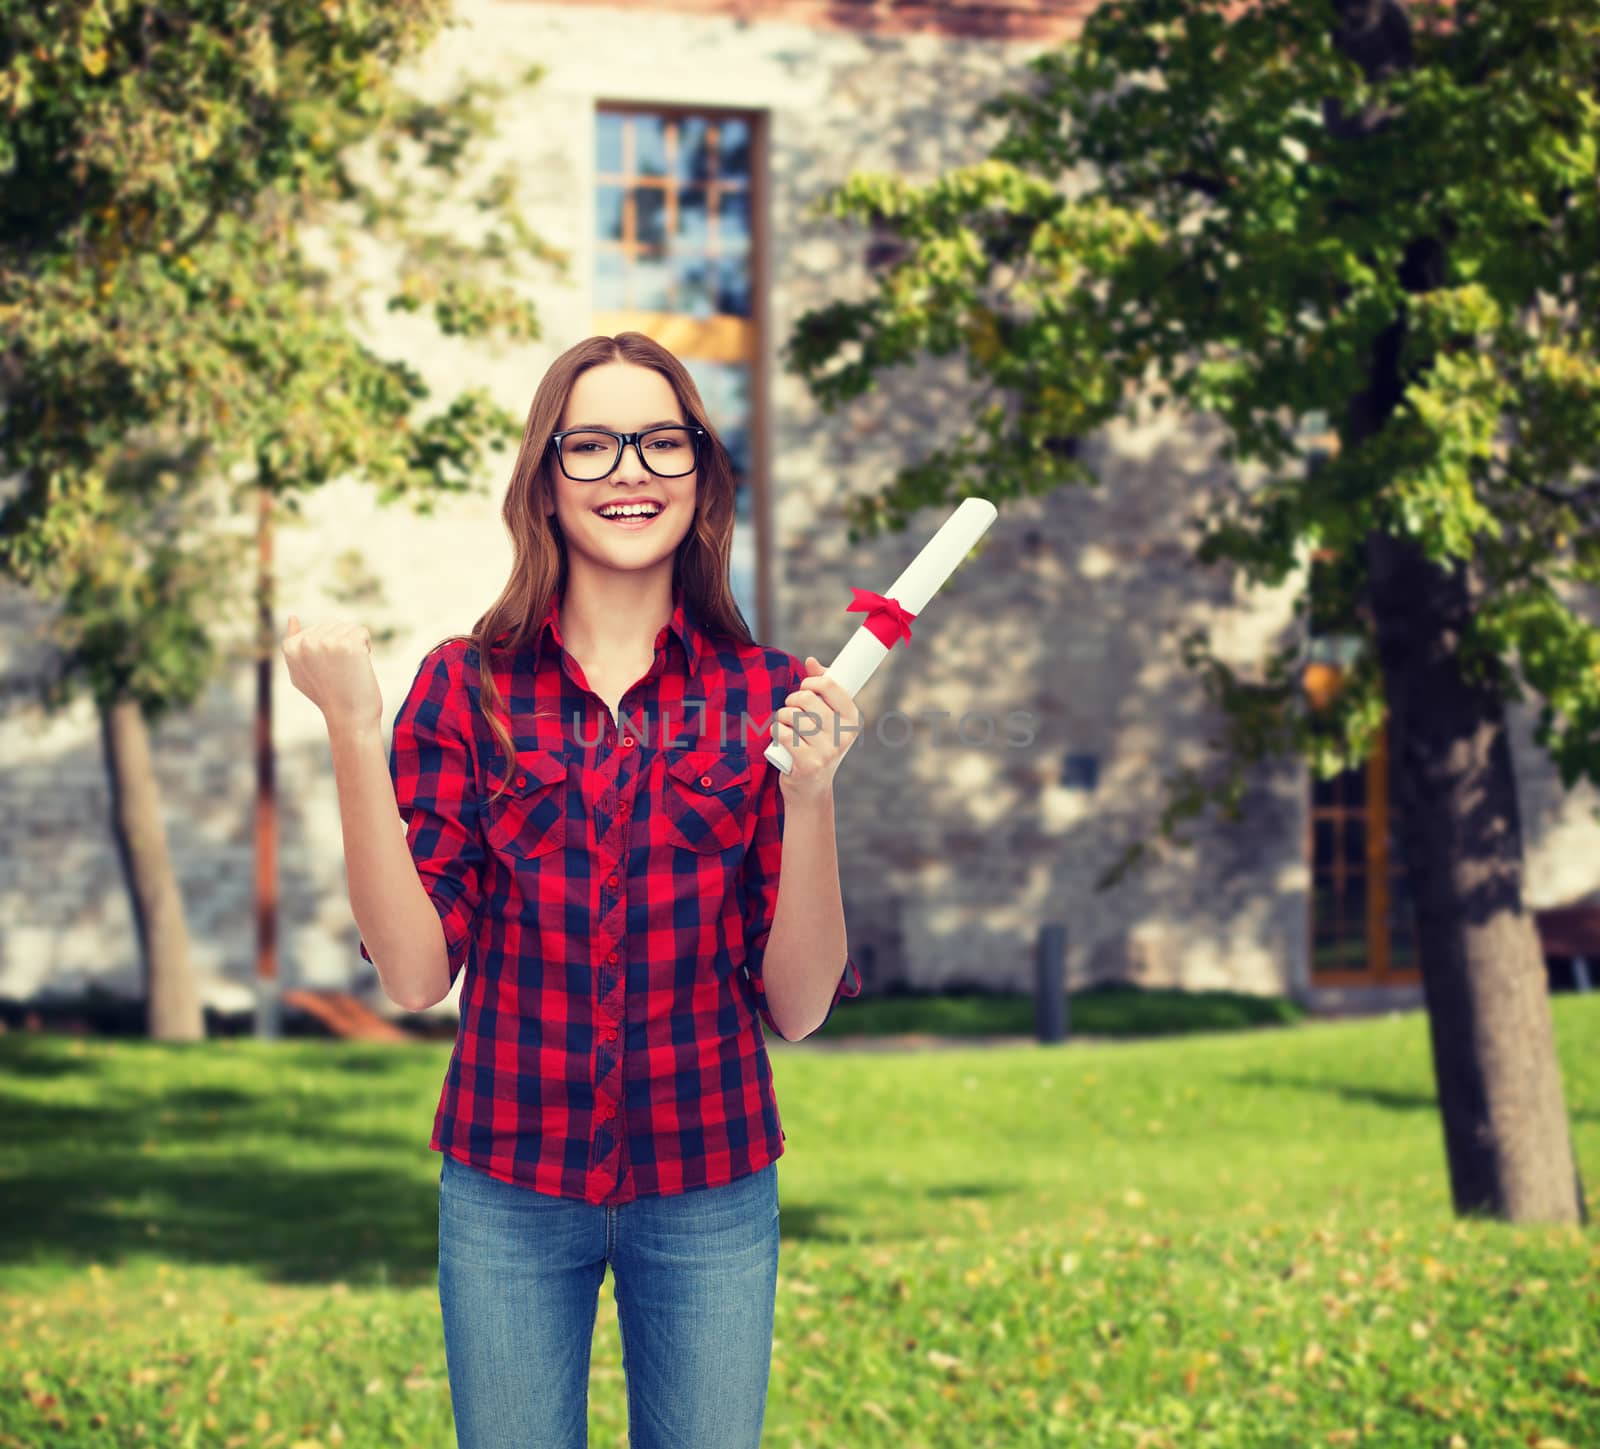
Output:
[{"xmin": 846, "ymin": 585, "xmax": 917, "ymax": 649}]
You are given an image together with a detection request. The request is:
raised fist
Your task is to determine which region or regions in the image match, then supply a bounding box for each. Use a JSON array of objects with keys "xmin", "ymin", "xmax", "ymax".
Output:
[{"xmin": 281, "ymin": 614, "xmax": 383, "ymax": 733}]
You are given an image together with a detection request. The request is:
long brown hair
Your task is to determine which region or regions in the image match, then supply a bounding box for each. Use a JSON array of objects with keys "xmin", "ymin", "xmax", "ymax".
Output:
[{"xmin": 430, "ymin": 332, "xmax": 754, "ymax": 804}]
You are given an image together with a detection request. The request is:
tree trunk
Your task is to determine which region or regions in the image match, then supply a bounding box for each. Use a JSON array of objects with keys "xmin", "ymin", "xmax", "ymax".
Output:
[
  {"xmin": 1363, "ymin": 530, "xmax": 1586, "ymax": 1225},
  {"xmin": 102, "ymin": 695, "xmax": 205, "ymax": 1042},
  {"xmin": 1332, "ymin": 2, "xmax": 1585, "ymax": 1227}
]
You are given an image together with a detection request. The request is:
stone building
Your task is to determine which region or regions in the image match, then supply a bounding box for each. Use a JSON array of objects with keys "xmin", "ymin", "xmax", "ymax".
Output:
[{"xmin": 4, "ymin": 0, "xmax": 1597, "ymax": 1021}]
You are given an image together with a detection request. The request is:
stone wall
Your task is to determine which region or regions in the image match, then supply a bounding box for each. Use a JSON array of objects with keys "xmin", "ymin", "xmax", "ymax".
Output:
[{"xmin": 3, "ymin": 0, "xmax": 1596, "ymax": 1015}]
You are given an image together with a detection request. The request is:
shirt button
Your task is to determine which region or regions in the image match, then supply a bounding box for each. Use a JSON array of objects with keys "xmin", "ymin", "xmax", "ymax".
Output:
[
  {"xmin": 603, "ymin": 1106, "xmax": 615, "ymax": 1121},
  {"xmin": 623, "ymin": 736, "xmax": 635, "ymax": 748},
  {"xmin": 700, "ymin": 774, "xmax": 712, "ymax": 786},
  {"xmin": 619, "ymin": 802, "xmax": 630, "ymax": 817},
  {"xmin": 607, "ymin": 950, "xmax": 619, "ymax": 963},
  {"xmin": 605, "ymin": 1028, "xmax": 617, "ymax": 1043},
  {"xmin": 515, "ymin": 775, "xmax": 527, "ymax": 788},
  {"xmin": 607, "ymin": 874, "xmax": 618, "ymax": 888}
]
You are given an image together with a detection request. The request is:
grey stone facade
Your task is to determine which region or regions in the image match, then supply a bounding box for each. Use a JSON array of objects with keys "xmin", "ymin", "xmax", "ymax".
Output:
[{"xmin": 3, "ymin": 0, "xmax": 1597, "ymax": 1018}]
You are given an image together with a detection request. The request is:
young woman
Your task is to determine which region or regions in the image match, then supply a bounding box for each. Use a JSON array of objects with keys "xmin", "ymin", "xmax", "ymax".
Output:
[{"xmin": 282, "ymin": 331, "xmax": 862, "ymax": 1448}]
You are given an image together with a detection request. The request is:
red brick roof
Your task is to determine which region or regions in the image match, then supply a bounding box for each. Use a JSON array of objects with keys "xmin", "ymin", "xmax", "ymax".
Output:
[{"xmin": 499, "ymin": 0, "xmax": 1095, "ymax": 43}]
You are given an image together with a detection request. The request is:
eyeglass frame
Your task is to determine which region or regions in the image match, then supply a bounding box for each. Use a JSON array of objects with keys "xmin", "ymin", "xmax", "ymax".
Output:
[{"xmin": 547, "ymin": 424, "xmax": 708, "ymax": 481}]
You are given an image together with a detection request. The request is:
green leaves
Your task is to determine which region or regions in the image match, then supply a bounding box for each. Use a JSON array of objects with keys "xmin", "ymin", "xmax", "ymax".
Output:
[
  {"xmin": 785, "ymin": 0, "xmax": 1600, "ymax": 835},
  {"xmin": 1472, "ymin": 584, "xmax": 1600, "ymax": 793},
  {"xmin": 1, "ymin": 1, "xmax": 559, "ymax": 720}
]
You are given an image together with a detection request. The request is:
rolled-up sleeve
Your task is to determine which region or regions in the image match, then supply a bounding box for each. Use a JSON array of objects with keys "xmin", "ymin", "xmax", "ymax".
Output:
[
  {"xmin": 358, "ymin": 644, "xmax": 483, "ymax": 988},
  {"xmin": 739, "ymin": 653, "xmax": 862, "ymax": 1042}
]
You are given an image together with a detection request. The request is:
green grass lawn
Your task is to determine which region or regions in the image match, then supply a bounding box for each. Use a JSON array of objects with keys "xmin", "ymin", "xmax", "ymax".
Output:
[{"xmin": 2, "ymin": 994, "xmax": 1596, "ymax": 1448}]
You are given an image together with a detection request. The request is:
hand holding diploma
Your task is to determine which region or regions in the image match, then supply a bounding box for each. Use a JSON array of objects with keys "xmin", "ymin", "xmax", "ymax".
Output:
[
  {"xmin": 768, "ymin": 654, "xmax": 863, "ymax": 803},
  {"xmin": 763, "ymin": 497, "xmax": 999, "ymax": 777}
]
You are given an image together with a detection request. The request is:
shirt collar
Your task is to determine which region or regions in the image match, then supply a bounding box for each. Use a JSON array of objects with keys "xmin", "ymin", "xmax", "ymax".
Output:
[{"xmin": 537, "ymin": 579, "xmax": 704, "ymax": 678}]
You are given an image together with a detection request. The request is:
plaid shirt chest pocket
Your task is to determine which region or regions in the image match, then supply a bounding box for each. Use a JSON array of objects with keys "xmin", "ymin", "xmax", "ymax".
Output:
[
  {"xmin": 660, "ymin": 747, "xmax": 757, "ymax": 854},
  {"xmin": 481, "ymin": 749, "xmax": 568, "ymax": 860}
]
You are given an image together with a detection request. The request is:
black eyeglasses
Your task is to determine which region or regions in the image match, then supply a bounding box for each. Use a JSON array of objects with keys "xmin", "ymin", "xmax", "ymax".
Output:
[{"xmin": 549, "ymin": 424, "xmax": 706, "ymax": 482}]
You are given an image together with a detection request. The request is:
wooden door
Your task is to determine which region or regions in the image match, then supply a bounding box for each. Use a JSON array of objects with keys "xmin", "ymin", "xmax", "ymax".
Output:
[
  {"xmin": 1308, "ymin": 707, "xmax": 1419, "ymax": 985},
  {"xmin": 1303, "ymin": 530, "xmax": 1419, "ymax": 987}
]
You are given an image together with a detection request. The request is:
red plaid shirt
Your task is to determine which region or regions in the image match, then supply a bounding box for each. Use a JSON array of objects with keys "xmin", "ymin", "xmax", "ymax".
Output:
[{"xmin": 359, "ymin": 581, "xmax": 861, "ymax": 1204}]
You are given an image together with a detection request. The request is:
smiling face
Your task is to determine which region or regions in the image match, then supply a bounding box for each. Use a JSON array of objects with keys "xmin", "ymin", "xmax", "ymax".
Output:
[{"xmin": 546, "ymin": 362, "xmax": 698, "ymax": 573}]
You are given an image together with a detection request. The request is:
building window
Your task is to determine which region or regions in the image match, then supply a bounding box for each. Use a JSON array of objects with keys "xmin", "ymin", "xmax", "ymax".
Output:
[{"xmin": 593, "ymin": 106, "xmax": 762, "ymax": 633}]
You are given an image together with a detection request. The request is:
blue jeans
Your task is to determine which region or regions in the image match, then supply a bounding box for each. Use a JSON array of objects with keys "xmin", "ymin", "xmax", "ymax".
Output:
[{"xmin": 437, "ymin": 1152, "xmax": 781, "ymax": 1448}]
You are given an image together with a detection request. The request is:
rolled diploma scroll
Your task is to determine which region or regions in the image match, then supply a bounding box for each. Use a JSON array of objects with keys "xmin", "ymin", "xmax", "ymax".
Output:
[{"xmin": 765, "ymin": 496, "xmax": 999, "ymax": 775}]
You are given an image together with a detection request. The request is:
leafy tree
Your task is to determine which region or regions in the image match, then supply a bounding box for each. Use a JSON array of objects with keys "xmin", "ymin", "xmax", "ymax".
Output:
[
  {"xmin": 786, "ymin": 0, "xmax": 1596, "ymax": 1225},
  {"xmin": 0, "ymin": 1, "xmax": 564, "ymax": 1038}
]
